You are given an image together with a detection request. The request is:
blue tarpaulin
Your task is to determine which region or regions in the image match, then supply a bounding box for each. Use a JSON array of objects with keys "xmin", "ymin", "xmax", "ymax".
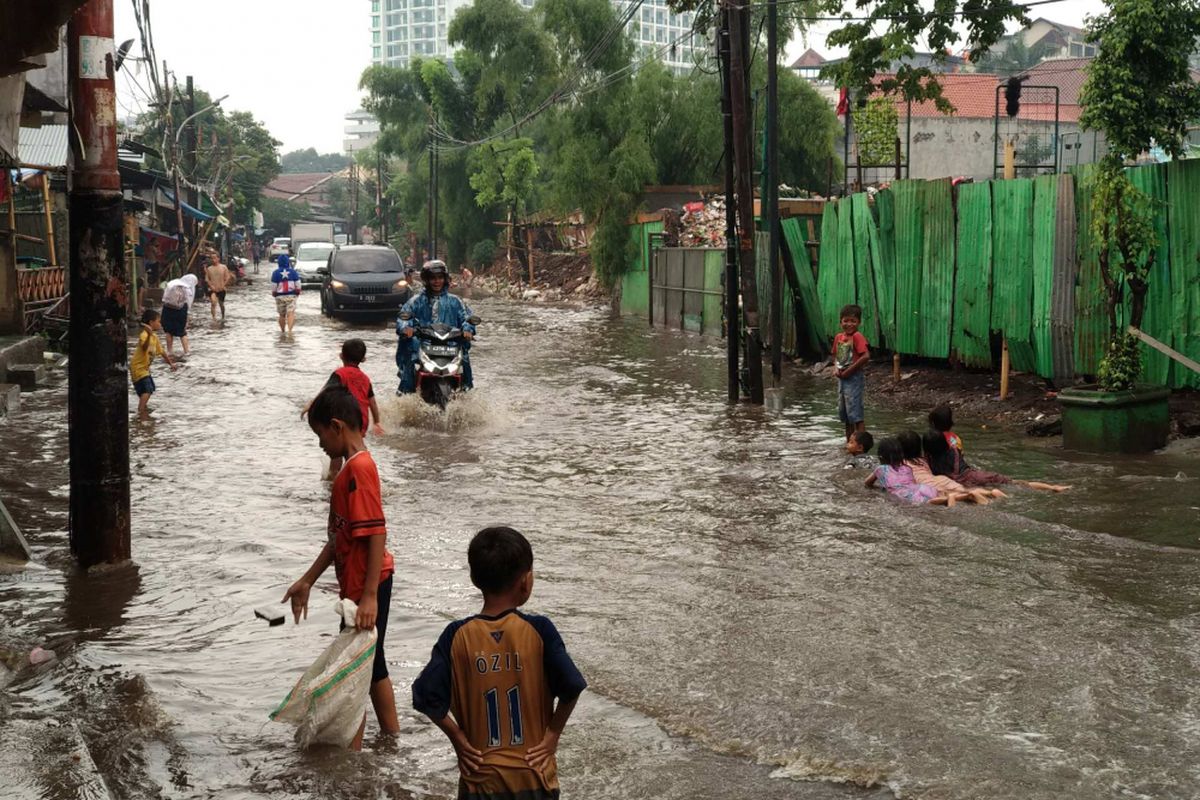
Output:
[{"xmin": 159, "ymin": 189, "xmax": 214, "ymax": 222}]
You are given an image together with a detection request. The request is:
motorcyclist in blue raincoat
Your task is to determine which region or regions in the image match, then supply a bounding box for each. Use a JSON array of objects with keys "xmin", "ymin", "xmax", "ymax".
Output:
[{"xmin": 396, "ymin": 260, "xmax": 477, "ymax": 394}]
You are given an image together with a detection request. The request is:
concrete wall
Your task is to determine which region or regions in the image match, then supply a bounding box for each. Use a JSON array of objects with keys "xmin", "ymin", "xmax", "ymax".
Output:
[{"xmin": 847, "ymin": 118, "xmax": 1107, "ymax": 183}]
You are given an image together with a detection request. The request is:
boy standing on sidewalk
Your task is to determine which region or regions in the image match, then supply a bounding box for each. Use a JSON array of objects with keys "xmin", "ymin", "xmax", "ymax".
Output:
[
  {"xmin": 833, "ymin": 303, "xmax": 870, "ymax": 442},
  {"xmin": 130, "ymin": 309, "xmax": 176, "ymax": 419},
  {"xmin": 413, "ymin": 527, "xmax": 587, "ymax": 800},
  {"xmin": 282, "ymin": 386, "xmax": 400, "ymax": 750}
]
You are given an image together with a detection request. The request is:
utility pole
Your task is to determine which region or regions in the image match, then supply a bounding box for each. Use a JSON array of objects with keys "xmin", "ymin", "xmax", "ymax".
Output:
[
  {"xmin": 766, "ymin": 0, "xmax": 781, "ymax": 383},
  {"xmin": 432, "ymin": 140, "xmax": 439, "ymax": 261},
  {"xmin": 727, "ymin": 0, "xmax": 764, "ymax": 404},
  {"xmin": 185, "ymin": 75, "xmax": 197, "ymax": 215},
  {"xmin": 375, "ymin": 147, "xmax": 385, "ymax": 244},
  {"xmin": 350, "ymin": 163, "xmax": 359, "ymax": 245},
  {"xmin": 719, "ymin": 9, "xmax": 739, "ymax": 403},
  {"xmin": 68, "ymin": 0, "xmax": 131, "ymax": 567}
]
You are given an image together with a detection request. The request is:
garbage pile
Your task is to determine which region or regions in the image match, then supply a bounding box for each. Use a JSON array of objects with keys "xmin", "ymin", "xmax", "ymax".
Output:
[{"xmin": 677, "ymin": 197, "xmax": 728, "ymax": 248}]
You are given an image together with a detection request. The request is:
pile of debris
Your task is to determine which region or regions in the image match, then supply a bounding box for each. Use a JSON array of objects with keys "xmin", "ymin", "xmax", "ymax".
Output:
[
  {"xmin": 475, "ymin": 251, "xmax": 606, "ymax": 306},
  {"xmin": 677, "ymin": 196, "xmax": 728, "ymax": 248}
]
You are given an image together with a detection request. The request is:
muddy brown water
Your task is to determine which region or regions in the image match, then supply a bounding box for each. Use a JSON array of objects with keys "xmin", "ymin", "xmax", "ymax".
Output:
[{"xmin": 1, "ymin": 287, "xmax": 1199, "ymax": 799}]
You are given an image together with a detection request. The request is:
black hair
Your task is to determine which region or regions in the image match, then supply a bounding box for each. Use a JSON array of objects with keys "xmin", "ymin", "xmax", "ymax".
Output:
[
  {"xmin": 922, "ymin": 429, "xmax": 949, "ymax": 458},
  {"xmin": 308, "ymin": 385, "xmax": 362, "ymax": 431},
  {"xmin": 897, "ymin": 430, "xmax": 921, "ymax": 461},
  {"xmin": 468, "ymin": 526, "xmax": 534, "ymax": 595},
  {"xmin": 929, "ymin": 403, "xmax": 954, "ymax": 433},
  {"xmin": 141, "ymin": 308, "xmax": 160, "ymax": 324},
  {"xmin": 839, "ymin": 304, "xmax": 862, "ymax": 322},
  {"xmin": 341, "ymin": 338, "xmax": 367, "ymax": 365},
  {"xmin": 877, "ymin": 437, "xmax": 904, "ymax": 468},
  {"xmin": 853, "ymin": 430, "xmax": 874, "ymax": 454}
]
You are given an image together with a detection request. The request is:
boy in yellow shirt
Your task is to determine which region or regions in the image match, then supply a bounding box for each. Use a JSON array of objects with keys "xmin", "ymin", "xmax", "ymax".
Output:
[{"xmin": 131, "ymin": 309, "xmax": 176, "ymax": 419}]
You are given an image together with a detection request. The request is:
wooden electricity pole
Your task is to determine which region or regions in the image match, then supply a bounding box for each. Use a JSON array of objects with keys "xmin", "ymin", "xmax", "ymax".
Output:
[
  {"xmin": 766, "ymin": 0, "xmax": 781, "ymax": 384},
  {"xmin": 727, "ymin": 0, "xmax": 764, "ymax": 404},
  {"xmin": 68, "ymin": 0, "xmax": 131, "ymax": 567},
  {"xmin": 719, "ymin": 9, "xmax": 739, "ymax": 402}
]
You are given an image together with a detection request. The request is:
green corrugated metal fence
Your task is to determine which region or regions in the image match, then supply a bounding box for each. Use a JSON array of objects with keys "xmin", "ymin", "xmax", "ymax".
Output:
[
  {"xmin": 1073, "ymin": 164, "xmax": 1108, "ymax": 376},
  {"xmin": 952, "ymin": 181, "xmax": 993, "ymax": 368},
  {"xmin": 919, "ymin": 179, "xmax": 956, "ymax": 359},
  {"xmin": 990, "ymin": 179, "xmax": 1038, "ymax": 373},
  {"xmin": 780, "ymin": 218, "xmax": 827, "ymax": 357},
  {"xmin": 872, "ymin": 188, "xmax": 898, "ymax": 349},
  {"xmin": 1031, "ymin": 175, "xmax": 1058, "ymax": 379},
  {"xmin": 893, "ymin": 180, "xmax": 924, "ymax": 354},
  {"xmin": 851, "ymin": 193, "xmax": 881, "ymax": 345},
  {"xmin": 1167, "ymin": 160, "xmax": 1200, "ymax": 389},
  {"xmin": 1127, "ymin": 164, "xmax": 1172, "ymax": 385}
]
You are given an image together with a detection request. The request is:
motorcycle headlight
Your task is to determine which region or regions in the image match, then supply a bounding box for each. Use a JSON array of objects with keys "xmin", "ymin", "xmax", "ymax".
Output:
[
  {"xmin": 392, "ymin": 279, "xmax": 408, "ymax": 292},
  {"xmin": 331, "ymin": 279, "xmax": 347, "ymax": 291}
]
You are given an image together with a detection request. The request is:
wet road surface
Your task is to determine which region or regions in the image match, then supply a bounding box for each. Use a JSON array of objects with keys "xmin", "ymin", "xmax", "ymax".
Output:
[{"xmin": 2, "ymin": 282, "xmax": 1199, "ymax": 799}]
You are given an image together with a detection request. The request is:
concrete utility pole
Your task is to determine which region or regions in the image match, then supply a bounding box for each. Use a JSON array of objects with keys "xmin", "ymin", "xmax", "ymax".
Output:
[
  {"xmin": 68, "ymin": 0, "xmax": 131, "ymax": 567},
  {"xmin": 350, "ymin": 163, "xmax": 359, "ymax": 245},
  {"xmin": 727, "ymin": 0, "xmax": 764, "ymax": 404}
]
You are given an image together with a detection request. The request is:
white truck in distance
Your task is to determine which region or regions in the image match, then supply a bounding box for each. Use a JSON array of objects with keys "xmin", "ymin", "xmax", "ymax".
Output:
[{"xmin": 289, "ymin": 222, "xmax": 334, "ymax": 249}]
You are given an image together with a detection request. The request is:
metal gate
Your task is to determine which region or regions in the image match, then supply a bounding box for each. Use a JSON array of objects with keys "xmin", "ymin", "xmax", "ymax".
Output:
[{"xmin": 649, "ymin": 247, "xmax": 724, "ymax": 336}]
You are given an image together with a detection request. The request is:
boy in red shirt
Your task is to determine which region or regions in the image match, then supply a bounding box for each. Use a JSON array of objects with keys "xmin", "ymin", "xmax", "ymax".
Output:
[
  {"xmin": 283, "ymin": 385, "xmax": 399, "ymax": 750},
  {"xmin": 302, "ymin": 338, "xmax": 385, "ymax": 477},
  {"xmin": 833, "ymin": 303, "xmax": 870, "ymax": 443}
]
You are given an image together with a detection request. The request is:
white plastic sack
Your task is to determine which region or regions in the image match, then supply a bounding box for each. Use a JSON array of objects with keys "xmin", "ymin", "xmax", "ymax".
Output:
[{"xmin": 270, "ymin": 598, "xmax": 377, "ymax": 748}]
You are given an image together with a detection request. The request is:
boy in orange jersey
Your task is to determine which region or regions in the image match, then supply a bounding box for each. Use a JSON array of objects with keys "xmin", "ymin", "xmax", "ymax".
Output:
[
  {"xmin": 282, "ymin": 385, "xmax": 399, "ymax": 750},
  {"xmin": 413, "ymin": 527, "xmax": 587, "ymax": 799}
]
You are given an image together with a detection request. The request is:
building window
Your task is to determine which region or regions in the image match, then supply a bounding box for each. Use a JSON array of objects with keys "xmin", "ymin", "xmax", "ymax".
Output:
[
  {"xmin": 438, "ymin": 23, "xmax": 445, "ymax": 37},
  {"xmin": 372, "ymin": 0, "xmax": 379, "ymax": 10},
  {"xmin": 373, "ymin": 31, "xmax": 380, "ymax": 43},
  {"xmin": 372, "ymin": 45, "xmax": 382, "ymax": 58}
]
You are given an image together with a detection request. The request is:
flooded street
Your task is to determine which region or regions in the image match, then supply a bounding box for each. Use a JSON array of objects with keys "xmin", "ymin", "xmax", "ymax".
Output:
[{"xmin": 2, "ymin": 284, "xmax": 1200, "ymax": 799}]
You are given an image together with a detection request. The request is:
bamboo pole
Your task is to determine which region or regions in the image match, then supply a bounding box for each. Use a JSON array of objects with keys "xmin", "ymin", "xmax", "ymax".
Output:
[
  {"xmin": 526, "ymin": 226, "xmax": 535, "ymax": 284},
  {"xmin": 41, "ymin": 175, "xmax": 58, "ymax": 266},
  {"xmin": 999, "ymin": 139, "xmax": 1016, "ymax": 400},
  {"xmin": 1000, "ymin": 339, "xmax": 1011, "ymax": 400}
]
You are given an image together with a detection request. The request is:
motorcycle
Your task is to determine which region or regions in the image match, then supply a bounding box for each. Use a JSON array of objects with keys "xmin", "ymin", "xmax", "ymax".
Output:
[{"xmin": 403, "ymin": 314, "xmax": 481, "ymax": 409}]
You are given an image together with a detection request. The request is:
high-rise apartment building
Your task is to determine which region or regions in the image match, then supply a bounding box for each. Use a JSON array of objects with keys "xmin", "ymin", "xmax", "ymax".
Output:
[{"xmin": 368, "ymin": 0, "xmax": 700, "ymax": 72}]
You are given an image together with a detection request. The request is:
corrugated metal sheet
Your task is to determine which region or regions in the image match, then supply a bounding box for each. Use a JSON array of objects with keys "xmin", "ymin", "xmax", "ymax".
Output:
[
  {"xmin": 817, "ymin": 200, "xmax": 857, "ymax": 339},
  {"xmin": 1031, "ymin": 175, "xmax": 1058, "ymax": 379},
  {"xmin": 817, "ymin": 203, "xmax": 842, "ymax": 338},
  {"xmin": 1072, "ymin": 164, "xmax": 1107, "ymax": 376},
  {"xmin": 893, "ymin": 180, "xmax": 924, "ymax": 354},
  {"xmin": 1050, "ymin": 173, "xmax": 1078, "ymax": 386},
  {"xmin": 991, "ymin": 178, "xmax": 1038, "ymax": 373},
  {"xmin": 919, "ymin": 179, "xmax": 955, "ymax": 358},
  {"xmin": 851, "ymin": 193, "xmax": 880, "ymax": 345},
  {"xmin": 872, "ymin": 188, "xmax": 898, "ymax": 350},
  {"xmin": 781, "ymin": 217, "xmax": 827, "ymax": 357},
  {"xmin": 17, "ymin": 123, "xmax": 68, "ymax": 168},
  {"xmin": 1127, "ymin": 163, "xmax": 1171, "ymax": 385},
  {"xmin": 1167, "ymin": 159, "xmax": 1200, "ymax": 389},
  {"xmin": 952, "ymin": 181, "xmax": 993, "ymax": 367}
]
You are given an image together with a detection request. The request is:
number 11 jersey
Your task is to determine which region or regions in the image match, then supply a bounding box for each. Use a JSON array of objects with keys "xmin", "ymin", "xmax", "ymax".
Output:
[{"xmin": 413, "ymin": 609, "xmax": 588, "ymax": 800}]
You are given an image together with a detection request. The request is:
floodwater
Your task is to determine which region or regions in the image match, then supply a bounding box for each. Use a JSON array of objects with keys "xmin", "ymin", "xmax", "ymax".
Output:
[{"xmin": 2, "ymin": 283, "xmax": 1199, "ymax": 800}]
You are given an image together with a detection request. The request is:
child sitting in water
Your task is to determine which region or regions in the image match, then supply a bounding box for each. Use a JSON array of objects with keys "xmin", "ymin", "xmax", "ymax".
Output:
[
  {"xmin": 929, "ymin": 403, "xmax": 963, "ymax": 452},
  {"xmin": 897, "ymin": 430, "xmax": 1003, "ymax": 504},
  {"xmin": 922, "ymin": 430, "xmax": 1069, "ymax": 492},
  {"xmin": 866, "ymin": 438, "xmax": 972, "ymax": 506},
  {"xmin": 844, "ymin": 430, "xmax": 875, "ymax": 469}
]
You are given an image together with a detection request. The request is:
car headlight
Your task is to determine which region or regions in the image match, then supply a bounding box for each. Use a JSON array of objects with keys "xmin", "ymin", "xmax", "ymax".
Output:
[
  {"xmin": 392, "ymin": 279, "xmax": 408, "ymax": 292},
  {"xmin": 331, "ymin": 279, "xmax": 347, "ymax": 291}
]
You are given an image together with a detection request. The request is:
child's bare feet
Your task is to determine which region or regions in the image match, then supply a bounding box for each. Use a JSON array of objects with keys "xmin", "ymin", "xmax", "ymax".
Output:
[{"xmin": 990, "ymin": 489, "xmax": 1008, "ymax": 499}]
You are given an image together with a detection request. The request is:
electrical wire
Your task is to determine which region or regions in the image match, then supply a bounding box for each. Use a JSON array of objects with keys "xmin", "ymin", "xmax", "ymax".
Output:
[{"xmin": 727, "ymin": 0, "xmax": 1071, "ymax": 17}]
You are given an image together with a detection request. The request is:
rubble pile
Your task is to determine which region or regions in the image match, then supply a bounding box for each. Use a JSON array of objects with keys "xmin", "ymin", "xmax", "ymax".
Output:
[{"xmin": 678, "ymin": 197, "xmax": 728, "ymax": 248}]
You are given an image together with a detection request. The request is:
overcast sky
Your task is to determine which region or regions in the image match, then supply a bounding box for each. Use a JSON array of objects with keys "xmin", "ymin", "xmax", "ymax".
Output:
[{"xmin": 113, "ymin": 0, "xmax": 1109, "ymax": 157}]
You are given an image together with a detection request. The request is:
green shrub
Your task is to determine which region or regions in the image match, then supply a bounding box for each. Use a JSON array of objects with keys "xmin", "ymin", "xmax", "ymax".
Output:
[
  {"xmin": 470, "ymin": 239, "xmax": 496, "ymax": 267},
  {"xmin": 1097, "ymin": 332, "xmax": 1141, "ymax": 391}
]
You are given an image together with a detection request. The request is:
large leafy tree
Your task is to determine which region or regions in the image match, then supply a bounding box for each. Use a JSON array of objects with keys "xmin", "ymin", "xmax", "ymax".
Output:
[
  {"xmin": 1079, "ymin": 0, "xmax": 1200, "ymax": 389},
  {"xmin": 281, "ymin": 148, "xmax": 351, "ymax": 173}
]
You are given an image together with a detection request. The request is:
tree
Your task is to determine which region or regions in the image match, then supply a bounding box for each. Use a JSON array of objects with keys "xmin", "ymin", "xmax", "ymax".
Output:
[
  {"xmin": 281, "ymin": 148, "xmax": 351, "ymax": 173},
  {"xmin": 260, "ymin": 196, "xmax": 311, "ymax": 237},
  {"xmin": 1079, "ymin": 0, "xmax": 1200, "ymax": 389}
]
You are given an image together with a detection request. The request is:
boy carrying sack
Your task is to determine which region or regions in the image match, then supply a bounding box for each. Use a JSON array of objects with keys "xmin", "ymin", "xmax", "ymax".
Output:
[
  {"xmin": 413, "ymin": 527, "xmax": 587, "ymax": 800},
  {"xmin": 279, "ymin": 385, "xmax": 400, "ymax": 750}
]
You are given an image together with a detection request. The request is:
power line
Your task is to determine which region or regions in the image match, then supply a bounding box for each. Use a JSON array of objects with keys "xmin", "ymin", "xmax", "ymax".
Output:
[{"xmin": 729, "ymin": 0, "xmax": 1071, "ymax": 17}]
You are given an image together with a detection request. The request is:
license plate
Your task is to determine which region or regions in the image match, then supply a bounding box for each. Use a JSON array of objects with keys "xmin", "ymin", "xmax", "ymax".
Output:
[
  {"xmin": 360, "ymin": 295, "xmax": 377, "ymax": 303},
  {"xmin": 425, "ymin": 345, "xmax": 457, "ymax": 357}
]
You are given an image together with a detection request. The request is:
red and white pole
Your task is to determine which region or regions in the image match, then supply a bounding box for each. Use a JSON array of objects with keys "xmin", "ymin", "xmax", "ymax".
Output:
[{"xmin": 68, "ymin": 0, "xmax": 131, "ymax": 567}]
